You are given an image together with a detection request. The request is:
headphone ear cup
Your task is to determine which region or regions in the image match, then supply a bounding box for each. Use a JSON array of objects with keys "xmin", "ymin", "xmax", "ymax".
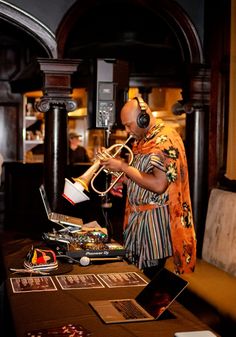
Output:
[
  {"xmin": 133, "ymin": 96, "xmax": 150, "ymax": 128},
  {"xmin": 137, "ymin": 111, "xmax": 150, "ymax": 128}
]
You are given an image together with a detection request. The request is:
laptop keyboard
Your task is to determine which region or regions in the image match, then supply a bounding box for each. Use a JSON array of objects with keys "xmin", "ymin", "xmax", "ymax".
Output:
[
  {"xmin": 58, "ymin": 214, "xmax": 70, "ymax": 221},
  {"xmin": 112, "ymin": 300, "xmax": 149, "ymax": 319},
  {"xmin": 51, "ymin": 213, "xmax": 82, "ymax": 226}
]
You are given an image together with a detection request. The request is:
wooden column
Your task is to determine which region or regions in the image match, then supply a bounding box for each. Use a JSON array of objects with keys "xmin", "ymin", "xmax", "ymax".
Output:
[
  {"xmin": 184, "ymin": 64, "xmax": 211, "ymax": 256},
  {"xmin": 35, "ymin": 59, "xmax": 80, "ymax": 211}
]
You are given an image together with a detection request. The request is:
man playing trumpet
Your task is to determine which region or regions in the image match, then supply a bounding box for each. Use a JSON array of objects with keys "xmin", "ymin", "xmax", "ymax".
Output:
[{"xmin": 100, "ymin": 97, "xmax": 196, "ymax": 278}]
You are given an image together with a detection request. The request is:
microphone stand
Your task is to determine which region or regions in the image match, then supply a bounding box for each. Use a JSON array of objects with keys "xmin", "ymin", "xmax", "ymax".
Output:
[{"xmin": 101, "ymin": 123, "xmax": 113, "ymax": 241}]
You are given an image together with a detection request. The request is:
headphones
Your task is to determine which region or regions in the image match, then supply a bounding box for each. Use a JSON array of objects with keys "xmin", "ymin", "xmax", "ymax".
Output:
[{"xmin": 133, "ymin": 96, "xmax": 150, "ymax": 128}]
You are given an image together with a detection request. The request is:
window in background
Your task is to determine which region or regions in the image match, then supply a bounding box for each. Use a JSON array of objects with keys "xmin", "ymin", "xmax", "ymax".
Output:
[{"xmin": 128, "ymin": 87, "xmax": 185, "ymax": 140}]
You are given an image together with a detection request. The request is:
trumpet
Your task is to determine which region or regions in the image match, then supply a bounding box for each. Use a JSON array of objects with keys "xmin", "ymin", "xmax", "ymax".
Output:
[{"xmin": 73, "ymin": 135, "xmax": 134, "ymax": 197}]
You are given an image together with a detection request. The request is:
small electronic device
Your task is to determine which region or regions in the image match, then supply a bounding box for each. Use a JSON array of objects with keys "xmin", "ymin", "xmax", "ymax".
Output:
[
  {"xmin": 66, "ymin": 241, "xmax": 126, "ymax": 260},
  {"xmin": 174, "ymin": 332, "xmax": 217, "ymax": 337}
]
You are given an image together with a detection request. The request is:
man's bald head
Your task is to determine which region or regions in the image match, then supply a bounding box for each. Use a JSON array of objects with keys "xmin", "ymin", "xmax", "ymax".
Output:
[
  {"xmin": 121, "ymin": 99, "xmax": 139, "ymax": 124},
  {"xmin": 120, "ymin": 98, "xmax": 155, "ymax": 139}
]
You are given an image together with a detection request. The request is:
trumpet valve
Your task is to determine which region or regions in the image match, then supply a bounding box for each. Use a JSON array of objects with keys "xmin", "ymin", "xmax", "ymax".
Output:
[{"xmin": 96, "ymin": 150, "xmax": 112, "ymax": 161}]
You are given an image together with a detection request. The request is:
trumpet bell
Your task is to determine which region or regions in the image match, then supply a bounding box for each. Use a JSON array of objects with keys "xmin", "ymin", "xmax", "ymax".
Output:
[
  {"xmin": 63, "ymin": 135, "xmax": 134, "ymax": 203},
  {"xmin": 72, "ymin": 159, "xmax": 101, "ymax": 192},
  {"xmin": 63, "ymin": 178, "xmax": 90, "ymax": 205}
]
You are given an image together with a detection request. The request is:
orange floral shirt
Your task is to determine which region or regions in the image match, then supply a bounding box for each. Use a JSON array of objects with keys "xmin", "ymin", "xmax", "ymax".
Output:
[{"xmin": 124, "ymin": 120, "xmax": 196, "ymax": 274}]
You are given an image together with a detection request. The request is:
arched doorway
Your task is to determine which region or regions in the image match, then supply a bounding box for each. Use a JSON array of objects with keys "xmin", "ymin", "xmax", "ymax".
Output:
[
  {"xmin": 57, "ymin": 0, "xmax": 207, "ymax": 248},
  {"xmin": 0, "ymin": 2, "xmax": 57, "ymax": 161}
]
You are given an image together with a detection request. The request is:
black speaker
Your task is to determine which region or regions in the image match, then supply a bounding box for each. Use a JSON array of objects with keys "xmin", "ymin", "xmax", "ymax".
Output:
[
  {"xmin": 134, "ymin": 97, "xmax": 150, "ymax": 128},
  {"xmin": 87, "ymin": 59, "xmax": 129, "ymax": 129}
]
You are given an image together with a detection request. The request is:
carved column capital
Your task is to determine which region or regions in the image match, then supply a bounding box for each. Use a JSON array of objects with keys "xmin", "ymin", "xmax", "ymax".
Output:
[
  {"xmin": 35, "ymin": 97, "xmax": 77, "ymax": 113},
  {"xmin": 189, "ymin": 64, "xmax": 211, "ymax": 107},
  {"xmin": 175, "ymin": 64, "xmax": 211, "ymax": 115}
]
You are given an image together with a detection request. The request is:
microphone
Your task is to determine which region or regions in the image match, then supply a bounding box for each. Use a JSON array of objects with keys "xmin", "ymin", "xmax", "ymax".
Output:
[
  {"xmin": 79, "ymin": 256, "xmax": 91, "ymax": 266},
  {"xmin": 172, "ymin": 101, "xmax": 194, "ymax": 115}
]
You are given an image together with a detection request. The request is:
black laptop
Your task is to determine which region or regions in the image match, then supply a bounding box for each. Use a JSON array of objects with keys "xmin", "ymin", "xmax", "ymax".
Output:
[{"xmin": 89, "ymin": 268, "xmax": 188, "ymax": 324}]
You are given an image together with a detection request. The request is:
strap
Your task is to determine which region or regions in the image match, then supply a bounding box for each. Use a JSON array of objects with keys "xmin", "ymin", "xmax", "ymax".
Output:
[{"xmin": 129, "ymin": 203, "xmax": 162, "ymax": 212}]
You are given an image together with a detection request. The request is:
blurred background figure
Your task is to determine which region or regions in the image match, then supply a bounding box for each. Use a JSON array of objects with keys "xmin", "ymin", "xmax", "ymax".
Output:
[{"xmin": 68, "ymin": 131, "xmax": 90, "ymax": 164}]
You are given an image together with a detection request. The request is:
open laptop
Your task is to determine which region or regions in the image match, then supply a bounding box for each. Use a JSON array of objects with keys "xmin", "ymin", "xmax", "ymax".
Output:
[
  {"xmin": 89, "ymin": 268, "xmax": 188, "ymax": 324},
  {"xmin": 39, "ymin": 184, "xmax": 83, "ymax": 231}
]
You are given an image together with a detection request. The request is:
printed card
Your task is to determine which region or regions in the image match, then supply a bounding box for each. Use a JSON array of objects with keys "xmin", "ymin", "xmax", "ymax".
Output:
[
  {"xmin": 10, "ymin": 276, "xmax": 57, "ymax": 293},
  {"xmin": 97, "ymin": 272, "xmax": 148, "ymax": 288},
  {"xmin": 56, "ymin": 274, "xmax": 105, "ymax": 290}
]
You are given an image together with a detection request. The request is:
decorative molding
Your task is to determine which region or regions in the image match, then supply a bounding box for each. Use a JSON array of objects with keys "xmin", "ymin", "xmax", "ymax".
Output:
[
  {"xmin": 0, "ymin": 0, "xmax": 57, "ymax": 58},
  {"xmin": 35, "ymin": 97, "xmax": 77, "ymax": 113}
]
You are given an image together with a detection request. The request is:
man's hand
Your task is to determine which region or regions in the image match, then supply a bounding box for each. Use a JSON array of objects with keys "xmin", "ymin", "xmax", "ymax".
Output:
[{"xmin": 100, "ymin": 157, "xmax": 124, "ymax": 172}]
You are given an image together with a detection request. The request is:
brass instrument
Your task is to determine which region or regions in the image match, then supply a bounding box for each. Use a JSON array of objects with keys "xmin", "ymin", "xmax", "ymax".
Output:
[{"xmin": 72, "ymin": 135, "xmax": 134, "ymax": 197}]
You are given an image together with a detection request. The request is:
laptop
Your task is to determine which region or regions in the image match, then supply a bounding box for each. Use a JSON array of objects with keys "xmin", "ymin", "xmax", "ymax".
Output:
[
  {"xmin": 89, "ymin": 268, "xmax": 188, "ymax": 324},
  {"xmin": 39, "ymin": 184, "xmax": 83, "ymax": 231}
]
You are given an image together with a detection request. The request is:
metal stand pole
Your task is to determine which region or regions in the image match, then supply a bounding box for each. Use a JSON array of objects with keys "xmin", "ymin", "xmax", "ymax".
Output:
[{"xmin": 101, "ymin": 125, "xmax": 113, "ymax": 239}]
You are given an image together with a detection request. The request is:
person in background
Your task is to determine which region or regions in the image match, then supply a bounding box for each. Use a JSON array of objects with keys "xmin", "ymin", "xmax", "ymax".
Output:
[
  {"xmin": 69, "ymin": 132, "xmax": 90, "ymax": 164},
  {"xmin": 101, "ymin": 96, "xmax": 196, "ymax": 279}
]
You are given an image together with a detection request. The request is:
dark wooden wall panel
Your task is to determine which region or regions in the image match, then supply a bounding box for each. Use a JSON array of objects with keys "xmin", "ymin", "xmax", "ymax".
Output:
[{"xmin": 0, "ymin": 105, "xmax": 20, "ymax": 161}]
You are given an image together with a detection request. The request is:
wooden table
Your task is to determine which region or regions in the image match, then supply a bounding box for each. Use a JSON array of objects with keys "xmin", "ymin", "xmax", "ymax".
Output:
[{"xmin": 1, "ymin": 237, "xmax": 218, "ymax": 337}]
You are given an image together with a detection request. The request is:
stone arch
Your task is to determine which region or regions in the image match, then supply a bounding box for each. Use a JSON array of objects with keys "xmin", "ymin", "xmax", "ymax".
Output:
[{"xmin": 56, "ymin": 0, "xmax": 203, "ymax": 64}]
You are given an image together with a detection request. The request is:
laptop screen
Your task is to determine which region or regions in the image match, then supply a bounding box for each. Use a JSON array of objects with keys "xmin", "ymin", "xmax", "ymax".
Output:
[
  {"xmin": 39, "ymin": 185, "xmax": 51, "ymax": 216},
  {"xmin": 135, "ymin": 268, "xmax": 188, "ymax": 319}
]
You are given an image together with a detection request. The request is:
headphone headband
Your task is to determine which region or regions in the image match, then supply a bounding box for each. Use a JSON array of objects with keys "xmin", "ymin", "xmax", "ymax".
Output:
[{"xmin": 134, "ymin": 96, "xmax": 145, "ymax": 108}]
